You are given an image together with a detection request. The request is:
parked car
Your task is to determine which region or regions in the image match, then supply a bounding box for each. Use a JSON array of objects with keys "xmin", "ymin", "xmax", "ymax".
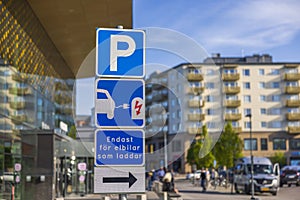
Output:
[
  {"xmin": 234, "ymin": 157, "xmax": 280, "ymax": 196},
  {"xmin": 280, "ymin": 165, "xmax": 300, "ymax": 187}
]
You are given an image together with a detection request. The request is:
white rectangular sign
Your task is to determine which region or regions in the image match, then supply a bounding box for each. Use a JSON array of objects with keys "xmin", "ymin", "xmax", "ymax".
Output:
[{"xmin": 94, "ymin": 167, "xmax": 145, "ymax": 193}]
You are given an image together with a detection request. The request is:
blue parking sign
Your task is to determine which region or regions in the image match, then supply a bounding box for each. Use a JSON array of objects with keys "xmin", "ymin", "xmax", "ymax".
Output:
[
  {"xmin": 95, "ymin": 78, "xmax": 145, "ymax": 128},
  {"xmin": 96, "ymin": 28, "xmax": 145, "ymax": 78}
]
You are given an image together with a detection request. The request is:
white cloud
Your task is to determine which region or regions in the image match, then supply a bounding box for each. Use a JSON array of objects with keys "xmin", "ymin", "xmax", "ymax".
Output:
[{"xmin": 198, "ymin": 0, "xmax": 300, "ymax": 49}]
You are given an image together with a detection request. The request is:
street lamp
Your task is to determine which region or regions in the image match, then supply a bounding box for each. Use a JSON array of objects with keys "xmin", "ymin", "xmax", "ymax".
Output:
[
  {"xmin": 245, "ymin": 113, "xmax": 255, "ymax": 200},
  {"xmin": 163, "ymin": 112, "xmax": 169, "ymax": 169}
]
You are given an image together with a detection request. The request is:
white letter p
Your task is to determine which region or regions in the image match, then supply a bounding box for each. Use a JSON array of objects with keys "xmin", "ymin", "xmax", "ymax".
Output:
[{"xmin": 110, "ymin": 35, "xmax": 136, "ymax": 72}]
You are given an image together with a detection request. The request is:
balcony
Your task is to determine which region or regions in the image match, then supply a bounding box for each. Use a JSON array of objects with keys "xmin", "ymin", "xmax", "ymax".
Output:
[
  {"xmin": 11, "ymin": 114, "xmax": 27, "ymax": 125},
  {"xmin": 223, "ymin": 64, "xmax": 238, "ymax": 68},
  {"xmin": 286, "ymin": 100, "xmax": 300, "ymax": 107},
  {"xmin": 188, "ymin": 113, "xmax": 205, "ymax": 121},
  {"xmin": 232, "ymin": 127, "xmax": 242, "ymax": 133},
  {"xmin": 224, "ymin": 100, "xmax": 241, "ymax": 107},
  {"xmin": 11, "ymin": 74, "xmax": 28, "ymax": 82},
  {"xmin": 8, "ymin": 87, "xmax": 31, "ymax": 95},
  {"xmin": 187, "ymin": 73, "xmax": 203, "ymax": 81},
  {"xmin": 286, "ymin": 113, "xmax": 300, "ymax": 121},
  {"xmin": 285, "ymin": 86, "xmax": 300, "ymax": 94},
  {"xmin": 188, "ymin": 100, "xmax": 205, "ymax": 108},
  {"xmin": 283, "ymin": 73, "xmax": 300, "ymax": 81},
  {"xmin": 188, "ymin": 127, "xmax": 202, "ymax": 134},
  {"xmin": 225, "ymin": 113, "xmax": 242, "ymax": 121},
  {"xmin": 287, "ymin": 126, "xmax": 300, "ymax": 134},
  {"xmin": 224, "ymin": 86, "xmax": 240, "ymax": 94},
  {"xmin": 284, "ymin": 64, "xmax": 299, "ymax": 68},
  {"xmin": 9, "ymin": 101, "xmax": 25, "ymax": 109},
  {"xmin": 188, "ymin": 86, "xmax": 205, "ymax": 94},
  {"xmin": 222, "ymin": 73, "xmax": 240, "ymax": 81}
]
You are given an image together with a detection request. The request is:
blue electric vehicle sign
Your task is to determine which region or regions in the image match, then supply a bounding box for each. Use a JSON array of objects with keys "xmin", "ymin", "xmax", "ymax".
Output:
[
  {"xmin": 95, "ymin": 129, "xmax": 144, "ymax": 166},
  {"xmin": 95, "ymin": 78, "xmax": 145, "ymax": 128}
]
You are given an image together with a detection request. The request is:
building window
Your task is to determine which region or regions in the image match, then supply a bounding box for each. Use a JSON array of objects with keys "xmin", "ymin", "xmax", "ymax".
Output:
[
  {"xmin": 244, "ymin": 139, "xmax": 257, "ymax": 151},
  {"xmin": 172, "ymin": 112, "xmax": 176, "ymax": 119},
  {"xmin": 231, "ymin": 121, "xmax": 239, "ymax": 127},
  {"xmin": 270, "ymin": 69, "xmax": 280, "ymax": 75},
  {"xmin": 271, "ymin": 95, "xmax": 281, "ymax": 102},
  {"xmin": 261, "ymin": 121, "xmax": 267, "ymax": 128},
  {"xmin": 259, "ymin": 69, "xmax": 265, "ymax": 75},
  {"xmin": 271, "ymin": 82, "xmax": 280, "ymax": 88},
  {"xmin": 207, "ymin": 69, "xmax": 214, "ymax": 75},
  {"xmin": 207, "ymin": 121, "xmax": 216, "ymax": 128},
  {"xmin": 207, "ymin": 109, "xmax": 215, "ymax": 115},
  {"xmin": 243, "ymin": 82, "xmax": 251, "ymax": 89},
  {"xmin": 244, "ymin": 108, "xmax": 251, "ymax": 116},
  {"xmin": 148, "ymin": 144, "xmax": 156, "ymax": 154},
  {"xmin": 206, "ymin": 82, "xmax": 214, "ymax": 89},
  {"xmin": 172, "ymin": 124, "xmax": 179, "ymax": 131},
  {"xmin": 273, "ymin": 138, "xmax": 286, "ymax": 150},
  {"xmin": 286, "ymin": 81, "xmax": 298, "ymax": 87},
  {"xmin": 270, "ymin": 108, "xmax": 281, "ymax": 115},
  {"xmin": 260, "ymin": 95, "xmax": 266, "ymax": 102},
  {"xmin": 244, "ymin": 95, "xmax": 251, "ymax": 103},
  {"xmin": 243, "ymin": 69, "xmax": 250, "ymax": 76},
  {"xmin": 260, "ymin": 108, "xmax": 267, "ymax": 115},
  {"xmin": 269, "ymin": 121, "xmax": 281, "ymax": 128},
  {"xmin": 244, "ymin": 121, "xmax": 251, "ymax": 129},
  {"xmin": 290, "ymin": 139, "xmax": 300, "ymax": 150},
  {"xmin": 206, "ymin": 95, "xmax": 214, "ymax": 102},
  {"xmin": 259, "ymin": 82, "xmax": 265, "ymax": 89},
  {"xmin": 261, "ymin": 138, "xmax": 268, "ymax": 151}
]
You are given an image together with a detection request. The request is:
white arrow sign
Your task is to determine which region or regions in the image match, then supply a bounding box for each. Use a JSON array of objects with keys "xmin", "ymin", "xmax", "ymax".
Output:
[{"xmin": 94, "ymin": 167, "xmax": 145, "ymax": 193}]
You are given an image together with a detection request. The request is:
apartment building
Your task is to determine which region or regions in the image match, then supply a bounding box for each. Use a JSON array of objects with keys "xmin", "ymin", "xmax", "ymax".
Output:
[{"xmin": 145, "ymin": 54, "xmax": 300, "ymax": 173}]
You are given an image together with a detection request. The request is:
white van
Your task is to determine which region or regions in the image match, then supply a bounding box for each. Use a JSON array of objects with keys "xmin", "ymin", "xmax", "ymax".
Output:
[{"xmin": 234, "ymin": 156, "xmax": 280, "ymax": 196}]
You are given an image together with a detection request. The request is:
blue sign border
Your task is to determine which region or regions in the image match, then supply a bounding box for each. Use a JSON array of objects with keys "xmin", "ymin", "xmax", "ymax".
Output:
[{"xmin": 94, "ymin": 129, "xmax": 145, "ymax": 166}]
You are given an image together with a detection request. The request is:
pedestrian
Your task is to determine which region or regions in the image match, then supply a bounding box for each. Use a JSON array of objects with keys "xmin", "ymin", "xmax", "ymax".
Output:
[
  {"xmin": 147, "ymin": 169, "xmax": 155, "ymax": 191},
  {"xmin": 200, "ymin": 167, "xmax": 207, "ymax": 192},
  {"xmin": 162, "ymin": 168, "xmax": 172, "ymax": 192},
  {"xmin": 158, "ymin": 167, "xmax": 165, "ymax": 182}
]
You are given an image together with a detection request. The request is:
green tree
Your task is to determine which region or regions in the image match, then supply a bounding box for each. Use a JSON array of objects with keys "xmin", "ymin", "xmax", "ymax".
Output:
[
  {"xmin": 187, "ymin": 125, "xmax": 215, "ymax": 169},
  {"xmin": 270, "ymin": 151, "xmax": 287, "ymax": 167},
  {"xmin": 68, "ymin": 125, "xmax": 77, "ymax": 139},
  {"xmin": 213, "ymin": 122, "xmax": 243, "ymax": 169}
]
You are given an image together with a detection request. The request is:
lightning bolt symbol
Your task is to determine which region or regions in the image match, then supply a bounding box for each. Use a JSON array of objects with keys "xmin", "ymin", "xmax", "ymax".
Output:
[{"xmin": 134, "ymin": 100, "xmax": 142, "ymax": 115}]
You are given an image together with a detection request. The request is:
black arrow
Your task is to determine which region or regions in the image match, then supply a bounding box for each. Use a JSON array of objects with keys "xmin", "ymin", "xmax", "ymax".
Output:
[{"xmin": 103, "ymin": 172, "xmax": 137, "ymax": 188}]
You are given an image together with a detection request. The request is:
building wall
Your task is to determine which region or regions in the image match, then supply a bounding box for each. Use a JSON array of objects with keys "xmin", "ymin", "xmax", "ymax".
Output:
[{"xmin": 145, "ymin": 56, "xmax": 300, "ymax": 173}]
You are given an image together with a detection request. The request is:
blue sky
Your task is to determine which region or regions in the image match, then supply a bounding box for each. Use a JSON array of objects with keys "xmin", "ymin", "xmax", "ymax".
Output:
[{"xmin": 76, "ymin": 0, "xmax": 300, "ymax": 115}]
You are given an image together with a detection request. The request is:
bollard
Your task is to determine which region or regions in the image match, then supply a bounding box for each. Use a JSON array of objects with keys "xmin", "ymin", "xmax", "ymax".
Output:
[
  {"xmin": 102, "ymin": 196, "xmax": 111, "ymax": 200},
  {"xmin": 136, "ymin": 194, "xmax": 146, "ymax": 200}
]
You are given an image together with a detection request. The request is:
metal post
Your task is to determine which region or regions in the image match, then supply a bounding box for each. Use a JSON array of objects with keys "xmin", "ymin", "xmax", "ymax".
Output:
[
  {"xmin": 64, "ymin": 156, "xmax": 67, "ymax": 197},
  {"xmin": 164, "ymin": 131, "xmax": 168, "ymax": 168},
  {"xmin": 246, "ymin": 114, "xmax": 255, "ymax": 200},
  {"xmin": 119, "ymin": 194, "xmax": 127, "ymax": 200}
]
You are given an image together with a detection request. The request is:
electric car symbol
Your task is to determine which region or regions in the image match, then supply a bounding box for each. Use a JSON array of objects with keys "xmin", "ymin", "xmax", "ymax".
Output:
[{"xmin": 96, "ymin": 89, "xmax": 115, "ymax": 119}]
